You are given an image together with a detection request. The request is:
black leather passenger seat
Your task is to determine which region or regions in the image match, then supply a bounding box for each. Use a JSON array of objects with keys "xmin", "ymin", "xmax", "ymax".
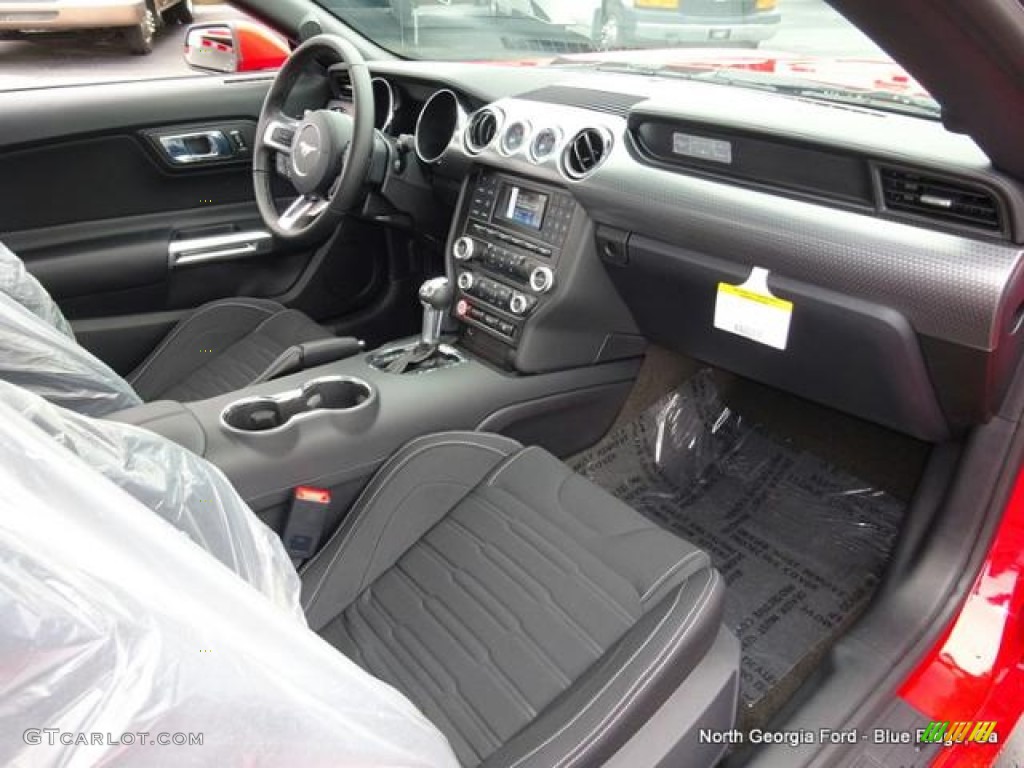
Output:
[
  {"xmin": 302, "ymin": 433, "xmax": 734, "ymax": 768},
  {"xmin": 127, "ymin": 297, "xmax": 331, "ymax": 403}
]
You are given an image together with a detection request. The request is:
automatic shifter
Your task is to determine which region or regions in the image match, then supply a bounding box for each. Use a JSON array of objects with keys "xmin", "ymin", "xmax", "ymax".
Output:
[
  {"xmin": 418, "ymin": 276, "xmax": 454, "ymax": 347},
  {"xmin": 381, "ymin": 277, "xmax": 458, "ymax": 374}
]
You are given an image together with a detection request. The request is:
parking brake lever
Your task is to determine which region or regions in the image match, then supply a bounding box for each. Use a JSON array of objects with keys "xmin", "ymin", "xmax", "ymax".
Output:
[{"xmin": 252, "ymin": 337, "xmax": 365, "ymax": 385}]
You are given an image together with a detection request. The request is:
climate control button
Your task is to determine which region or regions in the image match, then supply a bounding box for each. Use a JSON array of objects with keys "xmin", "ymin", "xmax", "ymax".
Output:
[
  {"xmin": 453, "ymin": 236, "xmax": 476, "ymax": 261},
  {"xmin": 529, "ymin": 266, "xmax": 555, "ymax": 294},
  {"xmin": 509, "ymin": 292, "xmax": 529, "ymax": 316},
  {"xmin": 457, "ymin": 271, "xmax": 475, "ymax": 291}
]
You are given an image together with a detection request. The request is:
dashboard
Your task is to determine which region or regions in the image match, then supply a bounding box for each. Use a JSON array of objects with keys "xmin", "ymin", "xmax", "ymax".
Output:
[{"xmin": 344, "ymin": 63, "xmax": 1024, "ymax": 440}]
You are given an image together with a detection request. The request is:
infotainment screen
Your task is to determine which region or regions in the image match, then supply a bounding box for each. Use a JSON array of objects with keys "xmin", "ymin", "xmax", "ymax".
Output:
[{"xmin": 494, "ymin": 184, "xmax": 549, "ymax": 231}]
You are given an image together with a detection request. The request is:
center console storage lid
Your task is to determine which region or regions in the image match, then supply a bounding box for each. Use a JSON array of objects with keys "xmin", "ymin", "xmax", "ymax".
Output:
[{"xmin": 108, "ymin": 399, "xmax": 207, "ymax": 455}]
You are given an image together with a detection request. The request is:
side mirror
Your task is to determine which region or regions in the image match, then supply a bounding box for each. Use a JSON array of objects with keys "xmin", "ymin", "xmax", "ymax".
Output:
[{"xmin": 184, "ymin": 20, "xmax": 290, "ymax": 74}]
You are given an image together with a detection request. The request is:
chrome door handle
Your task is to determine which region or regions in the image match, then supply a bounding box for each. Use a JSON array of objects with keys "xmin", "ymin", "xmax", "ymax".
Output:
[
  {"xmin": 159, "ymin": 130, "xmax": 233, "ymax": 164},
  {"xmin": 169, "ymin": 231, "xmax": 273, "ymax": 267}
]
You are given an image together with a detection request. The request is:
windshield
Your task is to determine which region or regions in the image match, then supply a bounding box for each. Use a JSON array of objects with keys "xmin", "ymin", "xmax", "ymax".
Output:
[{"xmin": 314, "ymin": 0, "xmax": 938, "ymax": 117}]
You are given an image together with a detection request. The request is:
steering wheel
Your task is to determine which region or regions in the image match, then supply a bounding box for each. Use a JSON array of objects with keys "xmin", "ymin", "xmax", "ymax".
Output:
[{"xmin": 253, "ymin": 34, "xmax": 375, "ymax": 242}]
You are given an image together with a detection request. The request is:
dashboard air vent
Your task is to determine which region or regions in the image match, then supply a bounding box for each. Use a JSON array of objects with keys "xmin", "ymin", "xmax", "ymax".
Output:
[
  {"xmin": 564, "ymin": 128, "xmax": 611, "ymax": 180},
  {"xmin": 879, "ymin": 167, "xmax": 1003, "ymax": 233},
  {"xmin": 466, "ymin": 108, "xmax": 500, "ymax": 154}
]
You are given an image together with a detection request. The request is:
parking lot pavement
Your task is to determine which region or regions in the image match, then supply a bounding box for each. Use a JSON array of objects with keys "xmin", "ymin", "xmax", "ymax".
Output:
[
  {"xmin": 0, "ymin": 4, "xmax": 246, "ymax": 91},
  {"xmin": 0, "ymin": 0, "xmax": 885, "ymax": 93},
  {"xmin": 770, "ymin": 0, "xmax": 882, "ymax": 57}
]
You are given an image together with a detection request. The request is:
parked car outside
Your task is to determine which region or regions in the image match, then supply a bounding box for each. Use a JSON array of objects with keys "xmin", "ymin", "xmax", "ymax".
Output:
[
  {"xmin": 0, "ymin": 0, "xmax": 194, "ymax": 54},
  {"xmin": 493, "ymin": 0, "xmax": 781, "ymax": 49}
]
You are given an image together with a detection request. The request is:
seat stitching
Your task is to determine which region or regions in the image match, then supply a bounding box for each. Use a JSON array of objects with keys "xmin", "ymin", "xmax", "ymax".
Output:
[
  {"xmin": 419, "ymin": 537, "xmax": 573, "ymax": 688},
  {"xmin": 353, "ymin": 480, "xmax": 477, "ymax": 600},
  {"xmin": 127, "ymin": 300, "xmax": 279, "ymax": 384},
  {"xmin": 392, "ymin": 562, "xmax": 538, "ymax": 719},
  {"xmin": 488, "ymin": 464, "xmax": 650, "ymax": 608},
  {"xmin": 362, "ymin": 586, "xmax": 504, "ymax": 751},
  {"xmin": 301, "ymin": 435, "xmax": 519, "ymax": 614},
  {"xmin": 351, "ymin": 597, "xmax": 458, "ymax": 709},
  {"xmin": 470, "ymin": 494, "xmax": 636, "ymax": 626},
  {"xmin": 303, "ymin": 432, "xmax": 516, "ymax": 579},
  {"xmin": 640, "ymin": 550, "xmax": 705, "ymax": 603},
  {"xmin": 444, "ymin": 516, "xmax": 605, "ymax": 657},
  {"xmin": 343, "ymin": 601, "xmax": 487, "ymax": 763},
  {"xmin": 485, "ymin": 445, "xmax": 541, "ymax": 487},
  {"xmin": 328, "ymin": 621, "xmax": 368, "ymax": 668},
  {"xmin": 391, "ymin": 562, "xmax": 496, "ymax": 668},
  {"xmin": 303, "ymin": 436, "xmax": 516, "ymax": 609},
  {"xmin": 554, "ymin": 570, "xmax": 719, "ymax": 768},
  {"xmin": 505, "ymin": 569, "xmax": 716, "ymax": 768},
  {"xmin": 552, "ymin": 472, "xmax": 660, "ymax": 539},
  {"xmin": 554, "ymin": 470, "xmax": 615, "ymax": 539}
]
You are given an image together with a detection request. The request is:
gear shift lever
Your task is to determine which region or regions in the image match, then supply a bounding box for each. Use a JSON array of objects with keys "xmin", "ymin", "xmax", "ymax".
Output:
[
  {"xmin": 383, "ymin": 277, "xmax": 455, "ymax": 374},
  {"xmin": 419, "ymin": 276, "xmax": 454, "ymax": 346}
]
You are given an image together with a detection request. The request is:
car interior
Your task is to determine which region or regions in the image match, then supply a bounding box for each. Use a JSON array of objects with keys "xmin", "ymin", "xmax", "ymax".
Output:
[{"xmin": 2, "ymin": 0, "xmax": 1024, "ymax": 766}]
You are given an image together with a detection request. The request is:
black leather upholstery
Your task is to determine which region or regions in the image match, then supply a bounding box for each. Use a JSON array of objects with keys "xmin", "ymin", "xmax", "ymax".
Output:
[
  {"xmin": 302, "ymin": 432, "xmax": 726, "ymax": 768},
  {"xmin": 127, "ymin": 298, "xmax": 332, "ymax": 403}
]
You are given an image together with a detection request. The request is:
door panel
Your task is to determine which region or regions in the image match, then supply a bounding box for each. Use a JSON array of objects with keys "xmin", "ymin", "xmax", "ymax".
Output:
[
  {"xmin": 0, "ymin": 73, "xmax": 391, "ymax": 372},
  {"xmin": 4, "ymin": 204, "xmax": 309, "ymax": 317},
  {"xmin": 0, "ymin": 132, "xmax": 257, "ymax": 233},
  {"xmin": 0, "ymin": 74, "xmax": 275, "ymax": 148}
]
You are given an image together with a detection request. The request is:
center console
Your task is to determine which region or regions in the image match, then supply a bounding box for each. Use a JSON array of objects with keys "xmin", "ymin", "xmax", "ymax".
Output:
[
  {"xmin": 448, "ymin": 169, "xmax": 643, "ymax": 372},
  {"xmin": 113, "ymin": 348, "xmax": 641, "ymax": 535},
  {"xmin": 452, "ymin": 171, "xmax": 572, "ymax": 342}
]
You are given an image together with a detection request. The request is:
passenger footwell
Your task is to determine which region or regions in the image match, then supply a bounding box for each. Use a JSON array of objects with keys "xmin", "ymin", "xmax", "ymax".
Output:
[{"xmin": 572, "ymin": 371, "xmax": 906, "ymax": 727}]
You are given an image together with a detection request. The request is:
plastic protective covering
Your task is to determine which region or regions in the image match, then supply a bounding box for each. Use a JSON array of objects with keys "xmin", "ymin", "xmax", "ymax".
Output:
[
  {"xmin": 0, "ymin": 289, "xmax": 142, "ymax": 417},
  {"xmin": 0, "ymin": 394, "xmax": 460, "ymax": 768},
  {"xmin": 0, "ymin": 378, "xmax": 302, "ymax": 619},
  {"xmin": 0, "ymin": 240, "xmax": 75, "ymax": 339},
  {"xmin": 573, "ymin": 371, "xmax": 906, "ymax": 722}
]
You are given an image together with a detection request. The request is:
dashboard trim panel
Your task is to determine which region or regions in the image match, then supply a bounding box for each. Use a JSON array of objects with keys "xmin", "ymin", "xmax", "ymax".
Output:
[{"xmin": 454, "ymin": 96, "xmax": 1024, "ymax": 352}]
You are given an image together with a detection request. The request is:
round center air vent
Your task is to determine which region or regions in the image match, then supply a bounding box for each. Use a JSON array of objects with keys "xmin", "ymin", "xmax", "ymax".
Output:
[
  {"xmin": 563, "ymin": 128, "xmax": 611, "ymax": 180},
  {"xmin": 465, "ymin": 108, "xmax": 501, "ymax": 154}
]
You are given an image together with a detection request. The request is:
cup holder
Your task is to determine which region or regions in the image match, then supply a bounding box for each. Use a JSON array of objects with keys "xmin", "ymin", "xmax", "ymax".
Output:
[{"xmin": 221, "ymin": 376, "xmax": 375, "ymax": 434}]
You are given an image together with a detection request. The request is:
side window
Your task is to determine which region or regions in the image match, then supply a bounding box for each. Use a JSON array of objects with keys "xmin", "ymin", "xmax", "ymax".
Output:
[{"xmin": 0, "ymin": 1, "xmax": 285, "ymax": 92}]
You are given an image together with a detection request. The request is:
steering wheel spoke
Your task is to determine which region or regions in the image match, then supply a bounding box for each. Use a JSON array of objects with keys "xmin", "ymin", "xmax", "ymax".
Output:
[
  {"xmin": 263, "ymin": 114, "xmax": 301, "ymax": 155},
  {"xmin": 279, "ymin": 195, "xmax": 330, "ymax": 232}
]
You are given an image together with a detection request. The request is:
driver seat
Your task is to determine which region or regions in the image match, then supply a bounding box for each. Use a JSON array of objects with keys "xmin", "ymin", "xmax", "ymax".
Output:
[
  {"xmin": 126, "ymin": 296, "xmax": 333, "ymax": 403},
  {"xmin": 0, "ymin": 241, "xmax": 334, "ymax": 416}
]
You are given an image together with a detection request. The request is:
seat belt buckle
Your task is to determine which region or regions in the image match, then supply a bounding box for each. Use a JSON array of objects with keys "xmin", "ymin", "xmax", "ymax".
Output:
[{"xmin": 283, "ymin": 486, "xmax": 331, "ymax": 560}]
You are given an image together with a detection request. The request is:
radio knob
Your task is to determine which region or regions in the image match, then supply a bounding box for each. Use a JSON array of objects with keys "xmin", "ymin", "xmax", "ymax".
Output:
[
  {"xmin": 457, "ymin": 271, "xmax": 475, "ymax": 291},
  {"xmin": 529, "ymin": 266, "xmax": 555, "ymax": 294},
  {"xmin": 509, "ymin": 292, "xmax": 529, "ymax": 316},
  {"xmin": 453, "ymin": 236, "xmax": 475, "ymax": 262}
]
